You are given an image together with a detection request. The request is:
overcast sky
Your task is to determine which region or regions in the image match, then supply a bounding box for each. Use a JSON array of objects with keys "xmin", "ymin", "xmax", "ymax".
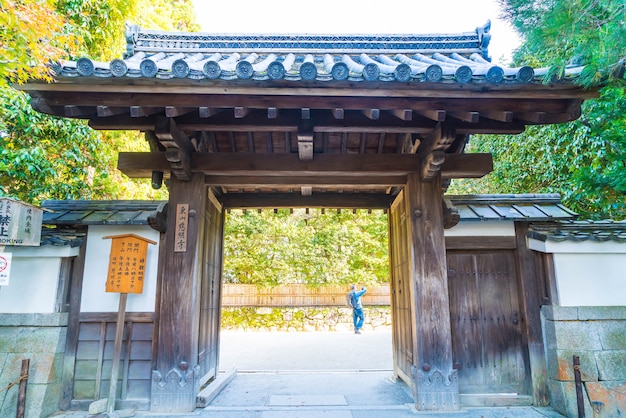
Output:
[{"xmin": 191, "ymin": 0, "xmax": 521, "ymax": 63}]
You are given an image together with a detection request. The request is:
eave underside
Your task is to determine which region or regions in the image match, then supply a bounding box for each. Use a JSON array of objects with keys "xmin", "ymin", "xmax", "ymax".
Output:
[{"xmin": 21, "ymin": 80, "xmax": 594, "ymax": 208}]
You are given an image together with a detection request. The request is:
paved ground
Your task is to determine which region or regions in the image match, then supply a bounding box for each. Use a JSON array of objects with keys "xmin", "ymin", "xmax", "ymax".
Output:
[{"xmin": 50, "ymin": 331, "xmax": 566, "ymax": 417}]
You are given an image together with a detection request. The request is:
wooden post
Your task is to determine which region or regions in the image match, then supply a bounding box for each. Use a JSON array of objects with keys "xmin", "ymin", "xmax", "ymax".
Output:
[
  {"xmin": 107, "ymin": 293, "xmax": 128, "ymax": 413},
  {"xmin": 16, "ymin": 359, "xmax": 29, "ymax": 418},
  {"xmin": 405, "ymin": 172, "xmax": 459, "ymax": 410},
  {"xmin": 151, "ymin": 174, "xmax": 208, "ymax": 412}
]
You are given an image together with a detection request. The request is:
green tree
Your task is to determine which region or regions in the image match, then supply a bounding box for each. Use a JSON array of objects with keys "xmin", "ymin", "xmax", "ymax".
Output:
[
  {"xmin": 1, "ymin": 1, "xmax": 198, "ymax": 203},
  {"xmin": 451, "ymin": 0, "xmax": 626, "ymax": 219},
  {"xmin": 224, "ymin": 209, "xmax": 389, "ymax": 287}
]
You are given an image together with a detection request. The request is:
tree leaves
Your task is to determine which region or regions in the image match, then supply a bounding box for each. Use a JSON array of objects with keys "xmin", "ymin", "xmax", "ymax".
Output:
[{"xmin": 224, "ymin": 209, "xmax": 389, "ymax": 287}]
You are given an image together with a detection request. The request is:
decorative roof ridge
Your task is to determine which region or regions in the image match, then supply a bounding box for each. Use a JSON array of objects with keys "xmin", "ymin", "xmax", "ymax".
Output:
[{"xmin": 124, "ymin": 21, "xmax": 492, "ymax": 57}]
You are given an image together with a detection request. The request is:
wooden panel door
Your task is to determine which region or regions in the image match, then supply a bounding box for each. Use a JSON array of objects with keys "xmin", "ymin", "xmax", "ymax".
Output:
[{"xmin": 447, "ymin": 251, "xmax": 527, "ymax": 395}]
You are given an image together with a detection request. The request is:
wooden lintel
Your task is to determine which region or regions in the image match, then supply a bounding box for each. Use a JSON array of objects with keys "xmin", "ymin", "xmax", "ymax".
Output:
[
  {"xmin": 204, "ymin": 174, "xmax": 408, "ymax": 187},
  {"xmin": 218, "ymin": 192, "xmax": 394, "ymax": 209},
  {"xmin": 118, "ymin": 152, "xmax": 492, "ymax": 180}
]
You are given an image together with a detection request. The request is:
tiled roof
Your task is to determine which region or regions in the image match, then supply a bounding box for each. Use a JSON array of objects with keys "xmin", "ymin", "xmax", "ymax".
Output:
[
  {"xmin": 445, "ymin": 194, "xmax": 578, "ymax": 221},
  {"xmin": 42, "ymin": 200, "xmax": 164, "ymax": 225},
  {"xmin": 52, "ymin": 22, "xmax": 582, "ymax": 84},
  {"xmin": 529, "ymin": 220, "xmax": 626, "ymax": 243},
  {"xmin": 41, "ymin": 194, "xmax": 576, "ymax": 225},
  {"xmin": 40, "ymin": 227, "xmax": 85, "ymax": 247}
]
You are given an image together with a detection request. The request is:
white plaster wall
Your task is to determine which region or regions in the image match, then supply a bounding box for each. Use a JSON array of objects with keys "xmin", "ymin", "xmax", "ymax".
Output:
[
  {"xmin": 0, "ymin": 245, "xmax": 78, "ymax": 313},
  {"xmin": 81, "ymin": 225, "xmax": 160, "ymax": 313},
  {"xmin": 553, "ymin": 253, "xmax": 626, "ymax": 307},
  {"xmin": 445, "ymin": 221, "xmax": 515, "ymax": 237},
  {"xmin": 529, "ymin": 237, "xmax": 626, "ymax": 307}
]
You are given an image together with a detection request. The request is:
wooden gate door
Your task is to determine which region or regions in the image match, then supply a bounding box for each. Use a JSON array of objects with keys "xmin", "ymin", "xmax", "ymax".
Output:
[{"xmin": 447, "ymin": 251, "xmax": 528, "ymax": 398}]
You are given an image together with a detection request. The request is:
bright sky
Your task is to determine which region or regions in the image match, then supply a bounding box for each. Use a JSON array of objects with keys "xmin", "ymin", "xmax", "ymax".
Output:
[{"xmin": 192, "ymin": 0, "xmax": 522, "ymax": 63}]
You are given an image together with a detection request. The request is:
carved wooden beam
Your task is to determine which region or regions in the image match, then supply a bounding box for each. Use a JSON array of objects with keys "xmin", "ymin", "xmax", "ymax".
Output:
[{"xmin": 118, "ymin": 152, "xmax": 493, "ymax": 179}]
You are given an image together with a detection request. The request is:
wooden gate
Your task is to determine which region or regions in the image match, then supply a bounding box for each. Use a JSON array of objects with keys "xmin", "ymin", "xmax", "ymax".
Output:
[{"xmin": 447, "ymin": 251, "xmax": 528, "ymax": 399}]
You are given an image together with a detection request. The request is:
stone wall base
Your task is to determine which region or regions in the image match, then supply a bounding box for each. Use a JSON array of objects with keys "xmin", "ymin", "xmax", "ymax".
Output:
[
  {"xmin": 0, "ymin": 313, "xmax": 68, "ymax": 418},
  {"xmin": 542, "ymin": 306, "xmax": 626, "ymax": 418}
]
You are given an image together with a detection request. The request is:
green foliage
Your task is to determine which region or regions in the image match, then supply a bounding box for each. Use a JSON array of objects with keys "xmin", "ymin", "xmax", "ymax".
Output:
[
  {"xmin": 0, "ymin": 85, "xmax": 117, "ymax": 202},
  {"xmin": 0, "ymin": 1, "xmax": 198, "ymax": 204},
  {"xmin": 500, "ymin": 0, "xmax": 625, "ymax": 87},
  {"xmin": 224, "ymin": 209, "xmax": 389, "ymax": 287},
  {"xmin": 451, "ymin": 1, "xmax": 626, "ymax": 219},
  {"xmin": 450, "ymin": 86, "xmax": 626, "ymax": 219}
]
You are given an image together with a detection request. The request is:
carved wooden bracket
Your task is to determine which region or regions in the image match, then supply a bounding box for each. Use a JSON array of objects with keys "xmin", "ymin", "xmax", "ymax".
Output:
[
  {"xmin": 166, "ymin": 147, "xmax": 191, "ymax": 181},
  {"xmin": 148, "ymin": 202, "xmax": 168, "ymax": 232},
  {"xmin": 421, "ymin": 151, "xmax": 446, "ymax": 181},
  {"xmin": 442, "ymin": 198, "xmax": 460, "ymax": 229}
]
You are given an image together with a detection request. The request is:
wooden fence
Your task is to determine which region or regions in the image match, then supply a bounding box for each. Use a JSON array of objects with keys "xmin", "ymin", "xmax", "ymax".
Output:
[{"xmin": 221, "ymin": 284, "xmax": 390, "ymax": 307}]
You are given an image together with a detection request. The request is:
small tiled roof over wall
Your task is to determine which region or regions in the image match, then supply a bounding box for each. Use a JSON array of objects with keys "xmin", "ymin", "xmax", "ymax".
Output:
[
  {"xmin": 41, "ymin": 194, "xmax": 577, "ymax": 227},
  {"xmin": 529, "ymin": 220, "xmax": 626, "ymax": 243}
]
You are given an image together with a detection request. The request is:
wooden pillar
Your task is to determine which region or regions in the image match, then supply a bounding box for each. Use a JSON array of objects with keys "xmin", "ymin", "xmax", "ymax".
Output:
[
  {"xmin": 405, "ymin": 172, "xmax": 459, "ymax": 410},
  {"xmin": 151, "ymin": 173, "xmax": 207, "ymax": 412}
]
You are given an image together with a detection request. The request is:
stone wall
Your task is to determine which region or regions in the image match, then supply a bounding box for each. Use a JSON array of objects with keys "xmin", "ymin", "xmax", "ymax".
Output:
[
  {"xmin": 222, "ymin": 306, "xmax": 392, "ymax": 332},
  {"xmin": 0, "ymin": 314, "xmax": 67, "ymax": 418},
  {"xmin": 542, "ymin": 306, "xmax": 626, "ymax": 418}
]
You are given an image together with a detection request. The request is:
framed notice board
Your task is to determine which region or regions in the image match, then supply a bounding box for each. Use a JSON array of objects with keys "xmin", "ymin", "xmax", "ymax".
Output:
[{"xmin": 103, "ymin": 234, "xmax": 157, "ymax": 294}]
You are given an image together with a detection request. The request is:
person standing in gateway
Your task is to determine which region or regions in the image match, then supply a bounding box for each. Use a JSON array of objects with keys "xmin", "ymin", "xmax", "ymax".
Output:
[{"xmin": 347, "ymin": 284, "xmax": 367, "ymax": 334}]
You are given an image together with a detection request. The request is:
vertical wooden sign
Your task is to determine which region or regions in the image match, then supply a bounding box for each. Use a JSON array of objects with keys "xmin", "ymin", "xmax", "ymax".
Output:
[
  {"xmin": 174, "ymin": 203, "xmax": 189, "ymax": 252},
  {"xmin": 0, "ymin": 198, "xmax": 42, "ymax": 247},
  {"xmin": 103, "ymin": 234, "xmax": 157, "ymax": 294}
]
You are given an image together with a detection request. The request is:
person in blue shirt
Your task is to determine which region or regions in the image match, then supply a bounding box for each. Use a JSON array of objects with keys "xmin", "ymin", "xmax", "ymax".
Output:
[{"xmin": 348, "ymin": 284, "xmax": 367, "ymax": 334}]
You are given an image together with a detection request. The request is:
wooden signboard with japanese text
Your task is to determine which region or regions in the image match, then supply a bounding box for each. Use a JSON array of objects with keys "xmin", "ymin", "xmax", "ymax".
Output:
[
  {"xmin": 0, "ymin": 198, "xmax": 42, "ymax": 247},
  {"xmin": 103, "ymin": 234, "xmax": 157, "ymax": 294}
]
